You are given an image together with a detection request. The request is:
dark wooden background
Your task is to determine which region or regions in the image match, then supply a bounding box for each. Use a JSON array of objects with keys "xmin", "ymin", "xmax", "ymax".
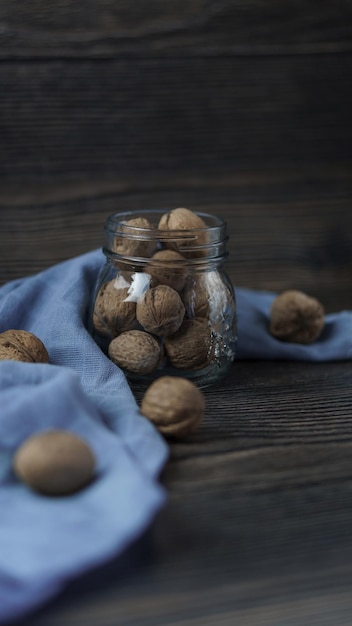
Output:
[
  {"xmin": 1, "ymin": 2, "xmax": 352, "ymax": 625},
  {"xmin": 1, "ymin": 1, "xmax": 352, "ymax": 310}
]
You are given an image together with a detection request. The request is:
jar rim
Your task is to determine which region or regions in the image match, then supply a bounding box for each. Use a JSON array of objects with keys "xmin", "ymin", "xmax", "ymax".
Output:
[
  {"xmin": 103, "ymin": 208, "xmax": 229, "ymax": 266},
  {"xmin": 105, "ymin": 209, "xmax": 227, "ymax": 238}
]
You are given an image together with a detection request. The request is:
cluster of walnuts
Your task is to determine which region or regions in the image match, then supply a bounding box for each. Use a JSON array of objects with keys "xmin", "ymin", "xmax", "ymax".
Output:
[
  {"xmin": 92, "ymin": 207, "xmax": 218, "ymax": 376},
  {"xmin": 0, "ymin": 327, "xmax": 205, "ymax": 499}
]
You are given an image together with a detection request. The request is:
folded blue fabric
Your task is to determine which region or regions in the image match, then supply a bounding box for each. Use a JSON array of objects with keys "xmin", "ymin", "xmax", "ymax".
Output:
[
  {"xmin": 0, "ymin": 250, "xmax": 169, "ymax": 624},
  {"xmin": 0, "ymin": 249, "xmax": 351, "ymax": 623}
]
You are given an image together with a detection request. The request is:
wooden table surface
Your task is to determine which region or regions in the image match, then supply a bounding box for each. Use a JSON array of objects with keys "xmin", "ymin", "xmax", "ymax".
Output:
[
  {"xmin": 14, "ymin": 360, "xmax": 352, "ymax": 626},
  {"xmin": 1, "ymin": 2, "xmax": 352, "ymax": 624}
]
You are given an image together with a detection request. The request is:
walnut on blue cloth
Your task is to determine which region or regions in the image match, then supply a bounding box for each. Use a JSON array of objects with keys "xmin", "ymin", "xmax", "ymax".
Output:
[
  {"xmin": 13, "ymin": 430, "xmax": 96, "ymax": 496},
  {"xmin": 269, "ymin": 290, "xmax": 325, "ymax": 344},
  {"xmin": 0, "ymin": 330, "xmax": 49, "ymax": 363}
]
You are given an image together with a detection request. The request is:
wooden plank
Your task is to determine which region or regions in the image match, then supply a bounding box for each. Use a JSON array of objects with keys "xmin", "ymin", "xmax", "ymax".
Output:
[
  {"xmin": 0, "ymin": 8, "xmax": 350, "ymax": 312},
  {"xmin": 17, "ymin": 361, "xmax": 352, "ymax": 626},
  {"xmin": 0, "ymin": 53, "xmax": 351, "ymax": 181},
  {"xmin": 1, "ymin": 172, "xmax": 352, "ymax": 310},
  {"xmin": 1, "ymin": 4, "xmax": 352, "ymax": 625},
  {"xmin": 0, "ymin": 0, "xmax": 351, "ymax": 58}
]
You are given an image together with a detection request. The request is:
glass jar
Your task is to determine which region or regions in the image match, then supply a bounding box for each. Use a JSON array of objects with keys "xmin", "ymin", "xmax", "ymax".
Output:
[{"xmin": 89, "ymin": 209, "xmax": 237, "ymax": 387}]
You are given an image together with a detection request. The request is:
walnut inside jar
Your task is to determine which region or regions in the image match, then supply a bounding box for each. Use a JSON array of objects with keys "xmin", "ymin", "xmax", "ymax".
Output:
[
  {"xmin": 164, "ymin": 318, "xmax": 213, "ymax": 370},
  {"xmin": 108, "ymin": 330, "xmax": 163, "ymax": 375},
  {"xmin": 93, "ymin": 281, "xmax": 136, "ymax": 337},
  {"xmin": 158, "ymin": 207, "xmax": 208, "ymax": 257},
  {"xmin": 112, "ymin": 217, "xmax": 156, "ymax": 259},
  {"xmin": 136, "ymin": 285, "xmax": 185, "ymax": 337},
  {"xmin": 144, "ymin": 249, "xmax": 188, "ymax": 292}
]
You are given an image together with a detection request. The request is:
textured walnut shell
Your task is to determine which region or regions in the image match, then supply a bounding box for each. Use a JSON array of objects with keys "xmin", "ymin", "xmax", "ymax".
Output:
[
  {"xmin": 136, "ymin": 285, "xmax": 185, "ymax": 337},
  {"xmin": 140, "ymin": 376, "xmax": 205, "ymax": 438},
  {"xmin": 158, "ymin": 207, "xmax": 208, "ymax": 257},
  {"xmin": 144, "ymin": 249, "xmax": 188, "ymax": 292},
  {"xmin": 0, "ymin": 330, "xmax": 49, "ymax": 363},
  {"xmin": 112, "ymin": 217, "xmax": 156, "ymax": 259},
  {"xmin": 93, "ymin": 281, "xmax": 136, "ymax": 337},
  {"xmin": 269, "ymin": 290, "xmax": 325, "ymax": 344},
  {"xmin": 164, "ymin": 319, "xmax": 213, "ymax": 370},
  {"xmin": 13, "ymin": 430, "xmax": 96, "ymax": 495},
  {"xmin": 108, "ymin": 330, "xmax": 163, "ymax": 374}
]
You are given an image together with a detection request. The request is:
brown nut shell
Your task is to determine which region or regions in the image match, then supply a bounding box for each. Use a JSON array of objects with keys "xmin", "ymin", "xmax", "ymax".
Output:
[
  {"xmin": 269, "ymin": 289, "xmax": 325, "ymax": 344},
  {"xmin": 93, "ymin": 281, "xmax": 136, "ymax": 337},
  {"xmin": 164, "ymin": 318, "xmax": 213, "ymax": 370},
  {"xmin": 112, "ymin": 217, "xmax": 156, "ymax": 259},
  {"xmin": 158, "ymin": 208, "xmax": 208, "ymax": 257},
  {"xmin": 108, "ymin": 329, "xmax": 163, "ymax": 375},
  {"xmin": 144, "ymin": 249, "xmax": 188, "ymax": 292},
  {"xmin": 140, "ymin": 376, "xmax": 205, "ymax": 438},
  {"xmin": 136, "ymin": 285, "xmax": 185, "ymax": 337},
  {"xmin": 0, "ymin": 330, "xmax": 49, "ymax": 363},
  {"xmin": 13, "ymin": 430, "xmax": 96, "ymax": 495}
]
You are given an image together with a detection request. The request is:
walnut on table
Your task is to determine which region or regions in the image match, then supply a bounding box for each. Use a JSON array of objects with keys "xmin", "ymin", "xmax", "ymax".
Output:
[{"xmin": 140, "ymin": 376, "xmax": 205, "ymax": 438}]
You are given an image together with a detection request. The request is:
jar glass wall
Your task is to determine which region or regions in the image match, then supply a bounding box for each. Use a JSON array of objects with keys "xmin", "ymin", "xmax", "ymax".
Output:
[{"xmin": 89, "ymin": 209, "xmax": 237, "ymax": 387}]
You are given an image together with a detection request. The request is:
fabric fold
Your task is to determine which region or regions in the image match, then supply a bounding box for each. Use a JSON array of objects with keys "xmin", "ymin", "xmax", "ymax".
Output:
[
  {"xmin": 0, "ymin": 251, "xmax": 169, "ymax": 623},
  {"xmin": 0, "ymin": 249, "xmax": 350, "ymax": 623}
]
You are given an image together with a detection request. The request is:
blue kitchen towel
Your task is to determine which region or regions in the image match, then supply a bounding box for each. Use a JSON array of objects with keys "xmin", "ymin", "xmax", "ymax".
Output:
[
  {"xmin": 0, "ymin": 249, "xmax": 351, "ymax": 623},
  {"xmin": 0, "ymin": 249, "xmax": 169, "ymax": 624}
]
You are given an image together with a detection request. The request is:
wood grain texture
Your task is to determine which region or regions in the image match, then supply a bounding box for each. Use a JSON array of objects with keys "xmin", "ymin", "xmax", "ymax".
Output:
[
  {"xmin": 16, "ymin": 361, "xmax": 352, "ymax": 626},
  {"xmin": 0, "ymin": 1, "xmax": 351, "ymax": 312},
  {"xmin": 0, "ymin": 2, "xmax": 351, "ymax": 310},
  {"xmin": 1, "ymin": 171, "xmax": 352, "ymax": 311},
  {"xmin": 0, "ymin": 53, "xmax": 351, "ymax": 180},
  {"xmin": 1, "ymin": 3, "xmax": 352, "ymax": 624},
  {"xmin": 0, "ymin": 0, "xmax": 351, "ymax": 58}
]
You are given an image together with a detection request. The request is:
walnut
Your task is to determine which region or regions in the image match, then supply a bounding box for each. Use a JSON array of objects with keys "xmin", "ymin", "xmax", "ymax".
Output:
[
  {"xmin": 93, "ymin": 281, "xmax": 136, "ymax": 337},
  {"xmin": 269, "ymin": 290, "xmax": 325, "ymax": 344},
  {"xmin": 164, "ymin": 319, "xmax": 213, "ymax": 370},
  {"xmin": 112, "ymin": 217, "xmax": 156, "ymax": 260},
  {"xmin": 144, "ymin": 249, "xmax": 188, "ymax": 292},
  {"xmin": 0, "ymin": 329, "xmax": 49, "ymax": 363},
  {"xmin": 140, "ymin": 376, "xmax": 205, "ymax": 438},
  {"xmin": 136, "ymin": 285, "xmax": 185, "ymax": 337},
  {"xmin": 158, "ymin": 207, "xmax": 208, "ymax": 257},
  {"xmin": 108, "ymin": 329, "xmax": 163, "ymax": 375},
  {"xmin": 13, "ymin": 430, "xmax": 96, "ymax": 495}
]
